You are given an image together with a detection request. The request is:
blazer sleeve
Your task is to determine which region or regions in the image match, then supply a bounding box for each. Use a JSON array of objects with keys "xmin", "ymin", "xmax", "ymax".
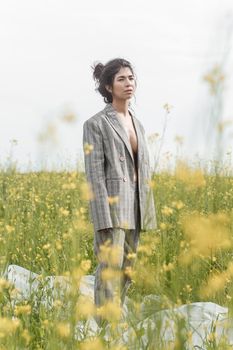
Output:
[{"xmin": 83, "ymin": 118, "xmax": 113, "ymax": 231}]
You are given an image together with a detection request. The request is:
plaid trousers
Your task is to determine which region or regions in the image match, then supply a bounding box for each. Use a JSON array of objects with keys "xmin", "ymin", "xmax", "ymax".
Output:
[{"xmin": 93, "ymin": 183, "xmax": 141, "ymax": 326}]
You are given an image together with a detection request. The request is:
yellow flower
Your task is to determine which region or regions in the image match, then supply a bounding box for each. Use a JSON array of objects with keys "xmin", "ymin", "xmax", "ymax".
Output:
[
  {"xmin": 200, "ymin": 261, "xmax": 233, "ymax": 297},
  {"xmin": 185, "ymin": 284, "xmax": 192, "ymax": 293},
  {"xmin": 163, "ymin": 103, "xmax": 173, "ymax": 113},
  {"xmin": 159, "ymin": 222, "xmax": 167, "ymax": 230},
  {"xmin": 163, "ymin": 262, "xmax": 174, "ymax": 272},
  {"xmin": 0, "ymin": 278, "xmax": 11, "ymax": 291},
  {"xmin": 14, "ymin": 304, "xmax": 31, "ymax": 316},
  {"xmin": 59, "ymin": 208, "xmax": 69, "ymax": 217},
  {"xmin": 61, "ymin": 113, "xmax": 77, "ymax": 123},
  {"xmin": 161, "ymin": 206, "xmax": 173, "ymax": 216},
  {"xmin": 80, "ymin": 259, "xmax": 91, "ymax": 273},
  {"xmin": 101, "ymin": 268, "xmax": 122, "ymax": 281},
  {"xmin": 171, "ymin": 200, "xmax": 184, "ymax": 210},
  {"xmin": 80, "ymin": 181, "xmax": 94, "ymax": 201},
  {"xmin": 42, "ymin": 320, "xmax": 49, "ymax": 327},
  {"xmin": 96, "ymin": 300, "xmax": 122, "ymax": 323},
  {"xmin": 207, "ymin": 332, "xmax": 216, "ymax": 343},
  {"xmin": 175, "ymin": 161, "xmax": 206, "ymax": 188},
  {"xmin": 55, "ymin": 240, "xmax": 62, "ymax": 251},
  {"xmin": 148, "ymin": 132, "xmax": 160, "ymax": 144},
  {"xmin": 217, "ymin": 119, "xmax": 232, "ymax": 133},
  {"xmin": 203, "ymin": 64, "xmax": 225, "ymax": 95},
  {"xmin": 56, "ymin": 322, "xmax": 71, "ymax": 338},
  {"xmin": 126, "ymin": 252, "xmax": 137, "ymax": 260},
  {"xmin": 5, "ymin": 225, "xmax": 14, "ymax": 233},
  {"xmin": 80, "ymin": 338, "xmax": 105, "ymax": 350},
  {"xmin": 99, "ymin": 244, "xmax": 123, "ymax": 266},
  {"xmin": 62, "ymin": 183, "xmax": 76, "ymax": 190},
  {"xmin": 79, "ymin": 207, "xmax": 86, "ymax": 214},
  {"xmin": 84, "ymin": 142, "xmax": 94, "ymax": 155},
  {"xmin": 179, "ymin": 212, "xmax": 231, "ymax": 263},
  {"xmin": 124, "ymin": 266, "xmax": 134, "ymax": 279},
  {"xmin": 75, "ymin": 295, "xmax": 96, "ymax": 320},
  {"xmin": 0, "ymin": 317, "xmax": 20, "ymax": 338},
  {"xmin": 22, "ymin": 329, "xmax": 31, "ymax": 345},
  {"xmin": 53, "ymin": 300, "xmax": 62, "ymax": 308},
  {"xmin": 174, "ymin": 135, "xmax": 184, "ymax": 145},
  {"xmin": 148, "ymin": 179, "xmax": 156, "ymax": 189},
  {"xmin": 107, "ymin": 196, "xmax": 119, "ymax": 205},
  {"xmin": 42, "ymin": 243, "xmax": 51, "ymax": 251}
]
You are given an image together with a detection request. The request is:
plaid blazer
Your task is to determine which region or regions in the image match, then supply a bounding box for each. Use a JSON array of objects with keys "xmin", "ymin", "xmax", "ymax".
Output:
[{"xmin": 83, "ymin": 103, "xmax": 157, "ymax": 232}]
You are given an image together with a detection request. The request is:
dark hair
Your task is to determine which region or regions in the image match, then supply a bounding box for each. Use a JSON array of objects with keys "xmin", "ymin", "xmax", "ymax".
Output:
[{"xmin": 92, "ymin": 58, "xmax": 136, "ymax": 103}]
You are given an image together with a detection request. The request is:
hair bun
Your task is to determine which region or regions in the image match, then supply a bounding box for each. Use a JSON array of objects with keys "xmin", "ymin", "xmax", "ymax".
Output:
[{"xmin": 92, "ymin": 62, "xmax": 104, "ymax": 81}]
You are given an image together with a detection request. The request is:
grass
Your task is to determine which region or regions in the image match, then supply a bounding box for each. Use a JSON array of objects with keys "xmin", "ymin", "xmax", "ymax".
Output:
[{"xmin": 0, "ymin": 161, "xmax": 233, "ymax": 349}]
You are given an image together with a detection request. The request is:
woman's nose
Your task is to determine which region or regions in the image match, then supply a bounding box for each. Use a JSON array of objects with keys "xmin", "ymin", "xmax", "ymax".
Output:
[{"xmin": 125, "ymin": 78, "xmax": 133, "ymax": 86}]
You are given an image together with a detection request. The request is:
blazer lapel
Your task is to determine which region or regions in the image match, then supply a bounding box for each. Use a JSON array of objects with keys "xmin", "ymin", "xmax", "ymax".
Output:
[{"xmin": 104, "ymin": 103, "xmax": 137, "ymax": 166}]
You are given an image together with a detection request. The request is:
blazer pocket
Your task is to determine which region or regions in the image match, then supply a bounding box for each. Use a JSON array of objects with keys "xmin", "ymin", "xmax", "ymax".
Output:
[{"xmin": 105, "ymin": 178, "xmax": 122, "ymax": 196}]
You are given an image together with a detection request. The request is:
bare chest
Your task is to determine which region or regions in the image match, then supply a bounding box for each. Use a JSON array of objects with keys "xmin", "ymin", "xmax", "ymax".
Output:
[{"xmin": 118, "ymin": 116, "xmax": 138, "ymax": 155}]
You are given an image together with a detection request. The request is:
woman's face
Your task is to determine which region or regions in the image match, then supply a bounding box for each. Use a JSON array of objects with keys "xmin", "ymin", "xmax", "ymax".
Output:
[{"xmin": 107, "ymin": 67, "xmax": 136, "ymax": 101}]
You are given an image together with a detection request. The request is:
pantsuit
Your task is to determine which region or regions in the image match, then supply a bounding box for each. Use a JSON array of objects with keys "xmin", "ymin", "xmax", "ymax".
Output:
[
  {"xmin": 83, "ymin": 103, "xmax": 157, "ymax": 326},
  {"xmin": 93, "ymin": 183, "xmax": 140, "ymax": 325}
]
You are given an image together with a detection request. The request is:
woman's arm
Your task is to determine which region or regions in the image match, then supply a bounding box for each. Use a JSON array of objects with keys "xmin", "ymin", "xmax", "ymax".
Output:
[{"xmin": 83, "ymin": 118, "xmax": 113, "ymax": 232}]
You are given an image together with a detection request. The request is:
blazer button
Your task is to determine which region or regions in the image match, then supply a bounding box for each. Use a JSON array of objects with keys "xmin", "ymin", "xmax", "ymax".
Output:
[
  {"xmin": 123, "ymin": 176, "xmax": 127, "ymax": 182},
  {"xmin": 119, "ymin": 155, "xmax": 125, "ymax": 161}
]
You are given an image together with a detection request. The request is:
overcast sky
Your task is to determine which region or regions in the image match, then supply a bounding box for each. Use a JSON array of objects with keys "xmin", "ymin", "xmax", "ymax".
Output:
[{"xmin": 1, "ymin": 0, "xmax": 233, "ymax": 172}]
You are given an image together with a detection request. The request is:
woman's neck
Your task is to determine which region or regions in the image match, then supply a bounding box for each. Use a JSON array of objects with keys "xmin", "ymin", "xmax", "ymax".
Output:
[{"xmin": 111, "ymin": 100, "xmax": 130, "ymax": 117}]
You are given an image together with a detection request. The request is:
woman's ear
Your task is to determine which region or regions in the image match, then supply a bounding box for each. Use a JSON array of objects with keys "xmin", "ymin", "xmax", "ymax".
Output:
[{"xmin": 105, "ymin": 85, "xmax": 112, "ymax": 93}]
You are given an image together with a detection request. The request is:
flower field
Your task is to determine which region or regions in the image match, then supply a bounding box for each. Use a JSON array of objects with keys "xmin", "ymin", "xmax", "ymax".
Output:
[{"xmin": 0, "ymin": 161, "xmax": 233, "ymax": 349}]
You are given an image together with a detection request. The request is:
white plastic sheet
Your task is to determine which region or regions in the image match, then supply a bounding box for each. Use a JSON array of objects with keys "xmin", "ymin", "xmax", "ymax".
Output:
[{"xmin": 3, "ymin": 264, "xmax": 233, "ymax": 349}]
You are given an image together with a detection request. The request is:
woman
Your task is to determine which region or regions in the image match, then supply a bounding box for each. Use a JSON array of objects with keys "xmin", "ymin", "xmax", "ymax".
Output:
[{"xmin": 83, "ymin": 58, "xmax": 157, "ymax": 326}]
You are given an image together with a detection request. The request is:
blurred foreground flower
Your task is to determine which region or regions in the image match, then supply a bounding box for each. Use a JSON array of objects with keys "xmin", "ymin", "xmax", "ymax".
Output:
[
  {"xmin": 203, "ymin": 64, "xmax": 225, "ymax": 95},
  {"xmin": 76, "ymin": 295, "xmax": 96, "ymax": 320},
  {"xmin": 148, "ymin": 132, "xmax": 160, "ymax": 144},
  {"xmin": 99, "ymin": 243, "xmax": 123, "ymax": 266},
  {"xmin": 79, "ymin": 337, "xmax": 105, "ymax": 350},
  {"xmin": 69, "ymin": 260, "xmax": 91, "ymax": 292},
  {"xmin": 80, "ymin": 181, "xmax": 94, "ymax": 201},
  {"xmin": 174, "ymin": 135, "xmax": 184, "ymax": 146},
  {"xmin": 179, "ymin": 212, "xmax": 231, "ymax": 264},
  {"xmin": 107, "ymin": 196, "xmax": 119, "ymax": 205},
  {"xmin": 200, "ymin": 261, "xmax": 233, "ymax": 298},
  {"xmin": 37, "ymin": 123, "xmax": 58, "ymax": 144},
  {"xmin": 14, "ymin": 304, "xmax": 31, "ymax": 316},
  {"xmin": 161, "ymin": 205, "xmax": 174, "ymax": 216},
  {"xmin": 96, "ymin": 300, "xmax": 122, "ymax": 323},
  {"xmin": 0, "ymin": 278, "xmax": 11, "ymax": 291},
  {"xmin": 61, "ymin": 112, "xmax": 77, "ymax": 123},
  {"xmin": 0, "ymin": 317, "xmax": 20, "ymax": 338},
  {"xmin": 56, "ymin": 322, "xmax": 71, "ymax": 338},
  {"xmin": 163, "ymin": 103, "xmax": 173, "ymax": 113},
  {"xmin": 217, "ymin": 119, "xmax": 232, "ymax": 133},
  {"xmin": 84, "ymin": 142, "xmax": 94, "ymax": 155},
  {"xmin": 175, "ymin": 161, "xmax": 206, "ymax": 188}
]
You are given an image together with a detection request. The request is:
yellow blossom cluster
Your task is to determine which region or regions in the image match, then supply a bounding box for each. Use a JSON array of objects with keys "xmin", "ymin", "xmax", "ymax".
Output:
[
  {"xmin": 179, "ymin": 212, "xmax": 231, "ymax": 263},
  {"xmin": 56, "ymin": 322, "xmax": 71, "ymax": 338},
  {"xmin": 200, "ymin": 261, "xmax": 233, "ymax": 298},
  {"xmin": 107, "ymin": 196, "xmax": 119, "ymax": 205},
  {"xmin": 14, "ymin": 304, "xmax": 32, "ymax": 316},
  {"xmin": 0, "ymin": 317, "xmax": 20, "ymax": 338},
  {"xmin": 175, "ymin": 161, "xmax": 206, "ymax": 188},
  {"xmin": 84, "ymin": 142, "xmax": 94, "ymax": 155}
]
